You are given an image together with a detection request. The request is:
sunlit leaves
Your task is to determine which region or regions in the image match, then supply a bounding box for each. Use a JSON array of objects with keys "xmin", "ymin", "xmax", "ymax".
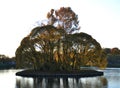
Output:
[
  {"xmin": 15, "ymin": 7, "xmax": 107, "ymax": 70},
  {"xmin": 61, "ymin": 32, "xmax": 107, "ymax": 69},
  {"xmin": 15, "ymin": 25, "xmax": 107, "ymax": 70},
  {"xmin": 46, "ymin": 7, "xmax": 80, "ymax": 34}
]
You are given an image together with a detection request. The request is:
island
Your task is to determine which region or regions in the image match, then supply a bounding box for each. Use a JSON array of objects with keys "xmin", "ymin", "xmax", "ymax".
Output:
[
  {"xmin": 16, "ymin": 69, "xmax": 103, "ymax": 78},
  {"xmin": 15, "ymin": 7, "xmax": 106, "ymax": 78}
]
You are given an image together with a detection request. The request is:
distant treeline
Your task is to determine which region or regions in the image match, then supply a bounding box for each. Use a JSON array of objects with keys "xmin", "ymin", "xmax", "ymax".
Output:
[
  {"xmin": 103, "ymin": 47, "xmax": 120, "ymax": 55},
  {"xmin": 0, "ymin": 55, "xmax": 16, "ymax": 69},
  {"xmin": 103, "ymin": 47, "xmax": 120, "ymax": 67},
  {"xmin": 107, "ymin": 55, "xmax": 120, "ymax": 67}
]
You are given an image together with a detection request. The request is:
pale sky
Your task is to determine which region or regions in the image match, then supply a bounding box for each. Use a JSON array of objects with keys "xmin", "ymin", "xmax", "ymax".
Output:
[{"xmin": 0, "ymin": 0, "xmax": 120, "ymax": 57}]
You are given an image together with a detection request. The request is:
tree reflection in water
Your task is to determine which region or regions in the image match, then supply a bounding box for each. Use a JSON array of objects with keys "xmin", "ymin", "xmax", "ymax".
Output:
[
  {"xmin": 16, "ymin": 77, "xmax": 108, "ymax": 88},
  {"xmin": 81, "ymin": 77, "xmax": 108, "ymax": 88}
]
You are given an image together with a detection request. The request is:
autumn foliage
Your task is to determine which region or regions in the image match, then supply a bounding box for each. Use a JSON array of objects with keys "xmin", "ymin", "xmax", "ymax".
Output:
[
  {"xmin": 15, "ymin": 7, "xmax": 107, "ymax": 70},
  {"xmin": 46, "ymin": 7, "xmax": 80, "ymax": 34}
]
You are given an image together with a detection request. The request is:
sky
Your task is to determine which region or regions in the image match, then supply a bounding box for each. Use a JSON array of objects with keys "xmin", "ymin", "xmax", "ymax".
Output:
[{"xmin": 0, "ymin": 0, "xmax": 120, "ymax": 57}]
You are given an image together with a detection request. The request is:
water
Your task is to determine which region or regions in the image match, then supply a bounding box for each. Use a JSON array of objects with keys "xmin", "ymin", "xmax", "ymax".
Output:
[{"xmin": 0, "ymin": 68, "xmax": 120, "ymax": 88}]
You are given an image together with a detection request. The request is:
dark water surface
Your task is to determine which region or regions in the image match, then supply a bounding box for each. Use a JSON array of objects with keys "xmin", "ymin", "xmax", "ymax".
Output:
[{"xmin": 0, "ymin": 68, "xmax": 120, "ymax": 88}]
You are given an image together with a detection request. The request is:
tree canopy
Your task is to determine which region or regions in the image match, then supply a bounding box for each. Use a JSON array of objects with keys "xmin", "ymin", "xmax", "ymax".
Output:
[
  {"xmin": 40, "ymin": 7, "xmax": 80, "ymax": 34},
  {"xmin": 16, "ymin": 25, "xmax": 107, "ymax": 70},
  {"xmin": 15, "ymin": 7, "xmax": 107, "ymax": 70}
]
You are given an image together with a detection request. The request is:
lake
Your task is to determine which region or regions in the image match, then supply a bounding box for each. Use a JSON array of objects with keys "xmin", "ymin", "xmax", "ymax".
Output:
[{"xmin": 0, "ymin": 68, "xmax": 120, "ymax": 88}]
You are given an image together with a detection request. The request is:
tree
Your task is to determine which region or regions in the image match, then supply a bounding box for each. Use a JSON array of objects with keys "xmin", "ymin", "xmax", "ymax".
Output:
[
  {"xmin": 15, "ymin": 25, "xmax": 107, "ymax": 70},
  {"xmin": 15, "ymin": 7, "xmax": 107, "ymax": 70},
  {"xmin": 16, "ymin": 25, "xmax": 66, "ymax": 70},
  {"xmin": 62, "ymin": 33, "xmax": 107, "ymax": 69},
  {"xmin": 46, "ymin": 7, "xmax": 80, "ymax": 34},
  {"xmin": 103, "ymin": 48, "xmax": 111, "ymax": 55},
  {"xmin": 15, "ymin": 36, "xmax": 36, "ymax": 68},
  {"xmin": 111, "ymin": 47, "xmax": 120, "ymax": 55}
]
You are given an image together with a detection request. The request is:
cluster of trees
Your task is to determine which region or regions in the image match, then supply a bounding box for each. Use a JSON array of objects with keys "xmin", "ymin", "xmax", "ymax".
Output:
[
  {"xmin": 103, "ymin": 48, "xmax": 120, "ymax": 67},
  {"xmin": 0, "ymin": 54, "xmax": 15, "ymax": 69},
  {"xmin": 15, "ymin": 7, "xmax": 107, "ymax": 71},
  {"xmin": 103, "ymin": 47, "xmax": 120, "ymax": 55},
  {"xmin": 0, "ymin": 54, "xmax": 14, "ymax": 62},
  {"xmin": 107, "ymin": 55, "xmax": 120, "ymax": 67}
]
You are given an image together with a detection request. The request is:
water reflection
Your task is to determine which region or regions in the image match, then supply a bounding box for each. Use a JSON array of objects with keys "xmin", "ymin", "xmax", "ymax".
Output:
[
  {"xmin": 16, "ymin": 77, "xmax": 33, "ymax": 88},
  {"xmin": 81, "ymin": 77, "xmax": 107, "ymax": 88},
  {"xmin": 104, "ymin": 68, "xmax": 120, "ymax": 88},
  {"xmin": 16, "ymin": 76, "xmax": 107, "ymax": 88}
]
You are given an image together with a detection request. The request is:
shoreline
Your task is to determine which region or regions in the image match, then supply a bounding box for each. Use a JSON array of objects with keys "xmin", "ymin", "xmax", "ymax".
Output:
[{"xmin": 16, "ymin": 69, "xmax": 103, "ymax": 78}]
